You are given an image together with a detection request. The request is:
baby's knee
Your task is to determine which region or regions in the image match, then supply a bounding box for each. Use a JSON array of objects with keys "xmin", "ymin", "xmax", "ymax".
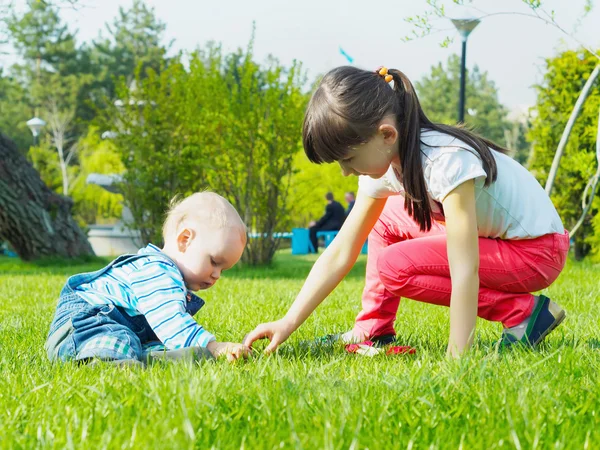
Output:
[{"xmin": 76, "ymin": 333, "xmax": 142, "ymax": 362}]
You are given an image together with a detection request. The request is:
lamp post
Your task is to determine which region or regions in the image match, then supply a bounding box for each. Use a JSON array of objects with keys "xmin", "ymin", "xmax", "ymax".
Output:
[
  {"xmin": 451, "ymin": 18, "xmax": 480, "ymax": 124},
  {"xmin": 26, "ymin": 117, "xmax": 46, "ymax": 146}
]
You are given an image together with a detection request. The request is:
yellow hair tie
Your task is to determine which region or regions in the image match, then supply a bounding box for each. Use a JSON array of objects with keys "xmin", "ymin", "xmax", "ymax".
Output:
[{"xmin": 376, "ymin": 66, "xmax": 393, "ymax": 83}]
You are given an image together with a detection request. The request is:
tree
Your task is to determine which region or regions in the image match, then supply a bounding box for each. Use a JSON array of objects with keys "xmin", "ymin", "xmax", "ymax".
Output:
[
  {"xmin": 69, "ymin": 127, "xmax": 124, "ymax": 227},
  {"xmin": 102, "ymin": 41, "xmax": 308, "ymax": 265},
  {"xmin": 415, "ymin": 54, "xmax": 527, "ymax": 156},
  {"xmin": 5, "ymin": 0, "xmax": 94, "ymax": 145},
  {"xmin": 0, "ymin": 0, "xmax": 108, "ymax": 259},
  {"xmin": 7, "ymin": 0, "xmax": 78, "ymax": 73},
  {"xmin": 91, "ymin": 0, "xmax": 170, "ymax": 102},
  {"xmin": 0, "ymin": 132, "xmax": 94, "ymax": 260},
  {"xmin": 44, "ymin": 98, "xmax": 78, "ymax": 195},
  {"xmin": 101, "ymin": 58, "xmax": 209, "ymax": 247},
  {"xmin": 0, "ymin": 68, "xmax": 31, "ymax": 152},
  {"xmin": 208, "ymin": 49, "xmax": 308, "ymax": 264},
  {"xmin": 528, "ymin": 49, "xmax": 600, "ymax": 259},
  {"xmin": 1, "ymin": 0, "xmax": 81, "ymax": 56}
]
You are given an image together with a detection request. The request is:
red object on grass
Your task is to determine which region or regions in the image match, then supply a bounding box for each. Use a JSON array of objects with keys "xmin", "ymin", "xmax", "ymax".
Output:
[
  {"xmin": 345, "ymin": 341, "xmax": 374, "ymax": 353},
  {"xmin": 386, "ymin": 346, "xmax": 416, "ymax": 355},
  {"xmin": 345, "ymin": 341, "xmax": 416, "ymax": 355}
]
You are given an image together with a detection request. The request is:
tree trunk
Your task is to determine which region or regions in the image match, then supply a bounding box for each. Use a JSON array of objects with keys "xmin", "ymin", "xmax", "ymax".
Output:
[{"xmin": 0, "ymin": 133, "xmax": 94, "ymax": 260}]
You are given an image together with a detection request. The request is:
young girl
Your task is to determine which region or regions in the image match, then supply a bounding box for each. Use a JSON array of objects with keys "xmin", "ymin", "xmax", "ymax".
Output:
[{"xmin": 244, "ymin": 66, "xmax": 569, "ymax": 357}]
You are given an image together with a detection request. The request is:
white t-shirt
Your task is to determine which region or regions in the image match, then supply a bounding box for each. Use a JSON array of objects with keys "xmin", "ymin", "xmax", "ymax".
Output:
[{"xmin": 358, "ymin": 129, "xmax": 564, "ymax": 239}]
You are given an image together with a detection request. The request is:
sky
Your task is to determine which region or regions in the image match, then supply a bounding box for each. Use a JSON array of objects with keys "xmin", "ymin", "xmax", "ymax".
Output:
[{"xmin": 5, "ymin": 0, "xmax": 600, "ymax": 116}]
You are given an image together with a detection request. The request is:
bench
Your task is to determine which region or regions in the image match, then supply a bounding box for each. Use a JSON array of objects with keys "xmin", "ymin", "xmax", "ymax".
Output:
[{"xmin": 291, "ymin": 228, "xmax": 368, "ymax": 255}]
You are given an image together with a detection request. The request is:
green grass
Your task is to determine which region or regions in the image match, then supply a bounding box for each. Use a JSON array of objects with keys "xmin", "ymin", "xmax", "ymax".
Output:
[{"xmin": 1, "ymin": 251, "xmax": 599, "ymax": 449}]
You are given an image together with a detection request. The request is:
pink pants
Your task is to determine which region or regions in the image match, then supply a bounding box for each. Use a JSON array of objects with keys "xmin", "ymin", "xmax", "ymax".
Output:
[{"xmin": 353, "ymin": 195, "xmax": 570, "ymax": 338}]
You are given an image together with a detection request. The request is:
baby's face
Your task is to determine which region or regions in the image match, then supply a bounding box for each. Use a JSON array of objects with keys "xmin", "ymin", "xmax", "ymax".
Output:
[{"xmin": 176, "ymin": 226, "xmax": 245, "ymax": 291}]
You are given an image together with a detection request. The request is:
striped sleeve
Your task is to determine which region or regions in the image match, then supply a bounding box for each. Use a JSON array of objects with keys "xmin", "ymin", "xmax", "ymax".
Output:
[{"xmin": 128, "ymin": 258, "xmax": 215, "ymax": 349}]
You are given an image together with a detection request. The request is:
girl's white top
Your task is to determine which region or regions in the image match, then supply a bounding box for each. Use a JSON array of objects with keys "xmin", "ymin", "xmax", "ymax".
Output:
[{"xmin": 358, "ymin": 129, "xmax": 564, "ymax": 240}]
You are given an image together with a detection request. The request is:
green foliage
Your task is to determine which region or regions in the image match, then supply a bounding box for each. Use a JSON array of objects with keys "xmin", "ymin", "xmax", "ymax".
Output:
[
  {"xmin": 415, "ymin": 54, "xmax": 531, "ymax": 161},
  {"xmin": 4, "ymin": 0, "xmax": 169, "ymax": 153},
  {"xmin": 416, "ymin": 55, "xmax": 513, "ymax": 145},
  {"xmin": 102, "ymin": 42, "xmax": 308, "ymax": 264},
  {"xmin": 90, "ymin": 0, "xmax": 170, "ymax": 102},
  {"xmin": 3, "ymin": 0, "xmax": 170, "ymax": 231},
  {"xmin": 6, "ymin": 0, "xmax": 95, "ymax": 182},
  {"xmin": 0, "ymin": 69, "xmax": 31, "ymax": 152},
  {"xmin": 27, "ymin": 141, "xmax": 63, "ymax": 190},
  {"xmin": 7, "ymin": 0, "xmax": 78, "ymax": 71},
  {"xmin": 69, "ymin": 127, "xmax": 124, "ymax": 225},
  {"xmin": 101, "ymin": 59, "xmax": 205, "ymax": 245},
  {"xmin": 528, "ymin": 50, "xmax": 600, "ymax": 259},
  {"xmin": 288, "ymin": 151, "xmax": 358, "ymax": 227},
  {"xmin": 206, "ymin": 48, "xmax": 309, "ymax": 264},
  {"xmin": 6, "ymin": 0, "xmax": 93, "ymax": 121},
  {"xmin": 27, "ymin": 126, "xmax": 124, "ymax": 227},
  {"xmin": 504, "ymin": 120, "xmax": 532, "ymax": 166}
]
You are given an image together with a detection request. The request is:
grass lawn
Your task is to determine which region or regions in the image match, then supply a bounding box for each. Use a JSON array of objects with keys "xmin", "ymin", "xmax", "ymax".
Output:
[{"xmin": 0, "ymin": 250, "xmax": 599, "ymax": 449}]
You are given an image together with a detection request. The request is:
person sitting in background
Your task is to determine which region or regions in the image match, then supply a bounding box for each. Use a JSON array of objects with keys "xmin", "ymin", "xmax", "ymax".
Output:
[
  {"xmin": 308, "ymin": 192, "xmax": 346, "ymax": 253},
  {"xmin": 345, "ymin": 191, "xmax": 356, "ymax": 217}
]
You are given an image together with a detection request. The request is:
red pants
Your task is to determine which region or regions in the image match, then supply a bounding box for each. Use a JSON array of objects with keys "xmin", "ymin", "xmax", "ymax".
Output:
[{"xmin": 353, "ymin": 196, "xmax": 570, "ymax": 339}]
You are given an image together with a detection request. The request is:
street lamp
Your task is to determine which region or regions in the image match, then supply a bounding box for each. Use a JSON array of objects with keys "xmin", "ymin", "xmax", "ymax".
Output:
[
  {"xmin": 451, "ymin": 18, "xmax": 480, "ymax": 124},
  {"xmin": 26, "ymin": 117, "xmax": 46, "ymax": 145}
]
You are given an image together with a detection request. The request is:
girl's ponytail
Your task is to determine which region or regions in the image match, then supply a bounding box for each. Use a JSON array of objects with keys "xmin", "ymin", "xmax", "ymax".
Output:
[{"xmin": 388, "ymin": 69, "xmax": 432, "ymax": 231}]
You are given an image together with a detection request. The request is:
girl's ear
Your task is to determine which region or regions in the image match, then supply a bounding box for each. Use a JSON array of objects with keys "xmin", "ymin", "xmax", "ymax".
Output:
[
  {"xmin": 379, "ymin": 123, "xmax": 398, "ymax": 145},
  {"xmin": 177, "ymin": 228, "xmax": 195, "ymax": 252}
]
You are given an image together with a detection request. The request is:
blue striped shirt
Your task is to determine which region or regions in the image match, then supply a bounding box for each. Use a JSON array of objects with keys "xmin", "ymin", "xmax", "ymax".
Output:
[{"xmin": 74, "ymin": 244, "xmax": 215, "ymax": 349}]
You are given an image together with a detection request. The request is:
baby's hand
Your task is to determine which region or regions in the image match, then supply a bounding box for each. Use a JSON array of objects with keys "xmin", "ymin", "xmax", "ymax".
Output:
[{"xmin": 207, "ymin": 341, "xmax": 250, "ymax": 362}]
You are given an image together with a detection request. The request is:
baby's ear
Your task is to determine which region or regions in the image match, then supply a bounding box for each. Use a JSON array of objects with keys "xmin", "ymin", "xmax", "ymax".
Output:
[{"xmin": 177, "ymin": 228, "xmax": 194, "ymax": 252}]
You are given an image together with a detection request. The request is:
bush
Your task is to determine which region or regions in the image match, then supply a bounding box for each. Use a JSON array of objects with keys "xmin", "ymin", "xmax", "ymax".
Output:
[
  {"xmin": 528, "ymin": 49, "xmax": 600, "ymax": 259},
  {"xmin": 103, "ymin": 41, "xmax": 308, "ymax": 264}
]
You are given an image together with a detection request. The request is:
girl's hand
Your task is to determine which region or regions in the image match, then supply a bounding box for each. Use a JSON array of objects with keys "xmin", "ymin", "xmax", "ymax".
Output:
[
  {"xmin": 207, "ymin": 341, "xmax": 251, "ymax": 362},
  {"xmin": 243, "ymin": 319, "xmax": 295, "ymax": 354},
  {"xmin": 244, "ymin": 195, "xmax": 387, "ymax": 355}
]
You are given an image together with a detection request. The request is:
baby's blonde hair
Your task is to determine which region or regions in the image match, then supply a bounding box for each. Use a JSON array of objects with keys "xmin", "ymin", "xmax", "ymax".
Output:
[{"xmin": 162, "ymin": 191, "xmax": 246, "ymax": 242}]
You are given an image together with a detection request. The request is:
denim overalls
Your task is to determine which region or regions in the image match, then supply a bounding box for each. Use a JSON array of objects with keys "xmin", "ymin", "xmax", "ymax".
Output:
[{"xmin": 45, "ymin": 252, "xmax": 206, "ymax": 363}]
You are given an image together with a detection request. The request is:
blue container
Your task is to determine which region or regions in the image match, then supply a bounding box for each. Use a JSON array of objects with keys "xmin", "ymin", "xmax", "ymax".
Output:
[
  {"xmin": 292, "ymin": 229, "xmax": 368, "ymax": 255},
  {"xmin": 292, "ymin": 228, "xmax": 314, "ymax": 254}
]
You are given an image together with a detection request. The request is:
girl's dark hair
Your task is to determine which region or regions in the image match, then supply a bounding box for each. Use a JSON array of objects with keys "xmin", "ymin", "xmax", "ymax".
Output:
[{"xmin": 302, "ymin": 66, "xmax": 509, "ymax": 231}]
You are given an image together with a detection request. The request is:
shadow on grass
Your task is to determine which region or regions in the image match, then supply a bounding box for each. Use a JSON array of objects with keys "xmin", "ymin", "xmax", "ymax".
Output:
[{"xmin": 0, "ymin": 250, "xmax": 368, "ymax": 281}]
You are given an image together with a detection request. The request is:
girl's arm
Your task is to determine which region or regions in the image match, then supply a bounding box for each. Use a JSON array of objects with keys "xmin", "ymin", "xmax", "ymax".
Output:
[
  {"xmin": 441, "ymin": 179, "xmax": 480, "ymax": 357},
  {"xmin": 244, "ymin": 193, "xmax": 388, "ymax": 353}
]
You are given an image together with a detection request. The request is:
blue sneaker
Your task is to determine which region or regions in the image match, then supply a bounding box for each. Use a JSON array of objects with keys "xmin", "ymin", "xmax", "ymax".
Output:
[{"xmin": 500, "ymin": 295, "xmax": 566, "ymax": 349}]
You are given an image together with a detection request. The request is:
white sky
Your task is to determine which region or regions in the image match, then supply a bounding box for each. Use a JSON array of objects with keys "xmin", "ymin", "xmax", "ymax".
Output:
[{"xmin": 5, "ymin": 0, "xmax": 600, "ymax": 114}]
